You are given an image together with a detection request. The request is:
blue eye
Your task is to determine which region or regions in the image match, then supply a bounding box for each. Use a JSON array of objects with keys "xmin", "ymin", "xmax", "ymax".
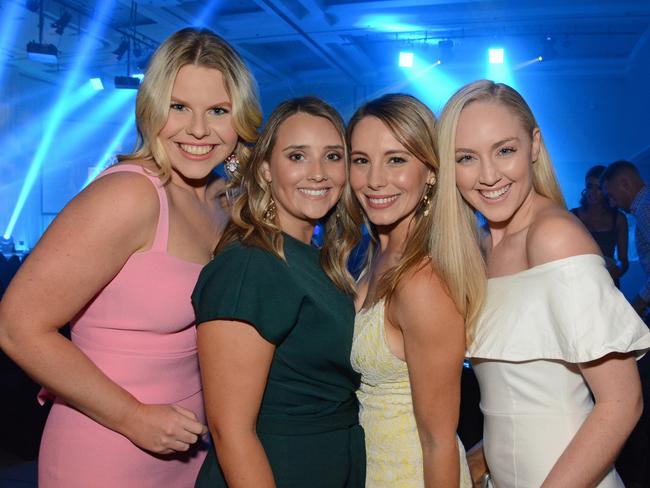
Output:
[
  {"xmin": 499, "ymin": 147, "xmax": 516, "ymax": 155},
  {"xmin": 211, "ymin": 107, "xmax": 228, "ymax": 115},
  {"xmin": 170, "ymin": 103, "xmax": 185, "ymax": 111},
  {"xmin": 456, "ymin": 154, "xmax": 473, "ymax": 163}
]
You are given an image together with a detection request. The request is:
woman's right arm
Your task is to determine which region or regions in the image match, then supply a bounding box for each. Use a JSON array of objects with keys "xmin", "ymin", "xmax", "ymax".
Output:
[
  {"xmin": 197, "ymin": 320, "xmax": 276, "ymax": 487},
  {"xmin": 0, "ymin": 172, "xmax": 205, "ymax": 454}
]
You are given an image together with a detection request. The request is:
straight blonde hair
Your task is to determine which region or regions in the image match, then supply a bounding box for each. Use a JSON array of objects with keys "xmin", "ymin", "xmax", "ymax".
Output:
[
  {"xmin": 348, "ymin": 93, "xmax": 485, "ymax": 338},
  {"xmin": 216, "ymin": 97, "xmax": 359, "ymax": 295},
  {"xmin": 119, "ymin": 27, "xmax": 262, "ymax": 181},
  {"xmin": 437, "ymin": 80, "xmax": 566, "ymax": 341}
]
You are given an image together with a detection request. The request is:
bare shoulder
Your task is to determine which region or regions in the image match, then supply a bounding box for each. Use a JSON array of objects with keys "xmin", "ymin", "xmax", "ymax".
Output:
[
  {"xmin": 391, "ymin": 261, "xmax": 462, "ymax": 333},
  {"xmin": 41, "ymin": 164, "xmax": 162, "ymax": 255},
  {"xmin": 76, "ymin": 165, "xmax": 160, "ymax": 221},
  {"xmin": 527, "ymin": 204, "xmax": 601, "ymax": 267}
]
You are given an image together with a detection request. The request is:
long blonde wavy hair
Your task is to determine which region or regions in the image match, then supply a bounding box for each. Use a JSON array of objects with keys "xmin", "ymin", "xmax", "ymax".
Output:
[
  {"xmin": 437, "ymin": 80, "xmax": 566, "ymax": 341},
  {"xmin": 118, "ymin": 27, "xmax": 262, "ymax": 181},
  {"xmin": 348, "ymin": 93, "xmax": 485, "ymax": 338},
  {"xmin": 216, "ymin": 97, "xmax": 360, "ymax": 295}
]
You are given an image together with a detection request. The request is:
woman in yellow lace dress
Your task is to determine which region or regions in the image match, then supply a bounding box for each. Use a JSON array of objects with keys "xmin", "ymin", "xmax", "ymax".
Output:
[{"xmin": 347, "ymin": 94, "xmax": 482, "ymax": 487}]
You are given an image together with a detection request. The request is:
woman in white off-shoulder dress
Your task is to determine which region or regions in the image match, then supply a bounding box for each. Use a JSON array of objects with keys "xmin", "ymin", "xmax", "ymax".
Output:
[{"xmin": 437, "ymin": 80, "xmax": 650, "ymax": 488}]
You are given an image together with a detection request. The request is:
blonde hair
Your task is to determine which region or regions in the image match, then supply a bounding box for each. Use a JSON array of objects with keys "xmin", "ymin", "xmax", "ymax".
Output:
[
  {"xmin": 216, "ymin": 97, "xmax": 359, "ymax": 295},
  {"xmin": 437, "ymin": 80, "xmax": 566, "ymax": 340},
  {"xmin": 119, "ymin": 27, "xmax": 262, "ymax": 182},
  {"xmin": 348, "ymin": 93, "xmax": 485, "ymax": 338},
  {"xmin": 439, "ymin": 80, "xmax": 565, "ymax": 207}
]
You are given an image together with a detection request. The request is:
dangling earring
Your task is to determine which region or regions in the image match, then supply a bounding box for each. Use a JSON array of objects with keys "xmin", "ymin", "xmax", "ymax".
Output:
[
  {"xmin": 422, "ymin": 186, "xmax": 433, "ymax": 217},
  {"xmin": 224, "ymin": 153, "xmax": 240, "ymax": 176},
  {"xmin": 422, "ymin": 173, "xmax": 436, "ymax": 217},
  {"xmin": 264, "ymin": 196, "xmax": 277, "ymax": 222}
]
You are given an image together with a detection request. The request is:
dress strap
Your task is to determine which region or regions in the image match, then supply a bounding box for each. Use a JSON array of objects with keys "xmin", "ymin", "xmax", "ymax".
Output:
[{"xmin": 96, "ymin": 164, "xmax": 169, "ymax": 253}]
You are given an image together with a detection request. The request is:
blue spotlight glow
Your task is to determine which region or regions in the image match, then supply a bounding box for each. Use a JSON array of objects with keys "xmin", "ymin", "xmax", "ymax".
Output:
[
  {"xmin": 90, "ymin": 78, "xmax": 104, "ymax": 90},
  {"xmin": 356, "ymin": 14, "xmax": 423, "ymax": 33},
  {"xmin": 83, "ymin": 116, "xmax": 136, "ymax": 188},
  {"xmin": 194, "ymin": 0, "xmax": 221, "ymax": 28},
  {"xmin": 0, "ymin": 1, "xmax": 23, "ymax": 86},
  {"xmin": 47, "ymin": 90, "xmax": 136, "ymax": 168},
  {"xmin": 2, "ymin": 83, "xmax": 98, "ymax": 165},
  {"xmin": 4, "ymin": 0, "xmax": 115, "ymax": 239},
  {"xmin": 399, "ymin": 52, "xmax": 414, "ymax": 68},
  {"xmin": 132, "ymin": 73, "xmax": 144, "ymax": 81},
  {"xmin": 399, "ymin": 56, "xmax": 460, "ymax": 112},
  {"xmin": 488, "ymin": 48, "xmax": 505, "ymax": 64}
]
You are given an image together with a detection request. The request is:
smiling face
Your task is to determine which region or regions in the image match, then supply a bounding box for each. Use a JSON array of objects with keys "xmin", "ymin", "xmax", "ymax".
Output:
[
  {"xmin": 454, "ymin": 100, "xmax": 540, "ymax": 225},
  {"xmin": 158, "ymin": 64, "xmax": 238, "ymax": 182},
  {"xmin": 349, "ymin": 115, "xmax": 432, "ymax": 231},
  {"xmin": 262, "ymin": 112, "xmax": 345, "ymax": 237}
]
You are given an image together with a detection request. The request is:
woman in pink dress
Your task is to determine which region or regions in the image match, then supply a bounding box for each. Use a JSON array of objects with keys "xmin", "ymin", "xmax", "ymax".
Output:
[{"xmin": 0, "ymin": 28, "xmax": 261, "ymax": 487}]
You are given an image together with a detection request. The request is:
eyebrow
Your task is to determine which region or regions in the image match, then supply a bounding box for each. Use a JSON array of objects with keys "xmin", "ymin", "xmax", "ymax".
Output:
[
  {"xmin": 282, "ymin": 144, "xmax": 343, "ymax": 151},
  {"xmin": 455, "ymin": 137, "xmax": 520, "ymax": 153},
  {"xmin": 350, "ymin": 149, "xmax": 409, "ymax": 157},
  {"xmin": 170, "ymin": 96, "xmax": 232, "ymax": 108}
]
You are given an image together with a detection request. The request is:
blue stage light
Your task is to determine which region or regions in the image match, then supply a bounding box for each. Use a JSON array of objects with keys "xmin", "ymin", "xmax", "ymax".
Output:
[
  {"xmin": 194, "ymin": 0, "xmax": 221, "ymax": 27},
  {"xmin": 90, "ymin": 78, "xmax": 104, "ymax": 90},
  {"xmin": 399, "ymin": 51, "xmax": 414, "ymax": 68},
  {"xmin": 356, "ymin": 14, "xmax": 422, "ymax": 33},
  {"xmin": 398, "ymin": 57, "xmax": 460, "ymax": 112},
  {"xmin": 3, "ymin": 0, "xmax": 114, "ymax": 240},
  {"xmin": 486, "ymin": 48, "xmax": 515, "ymax": 87},
  {"xmin": 489, "ymin": 48, "xmax": 504, "ymax": 64},
  {"xmin": 0, "ymin": 1, "xmax": 23, "ymax": 85},
  {"xmin": 84, "ymin": 116, "xmax": 136, "ymax": 188},
  {"xmin": 49, "ymin": 90, "xmax": 135, "ymax": 169}
]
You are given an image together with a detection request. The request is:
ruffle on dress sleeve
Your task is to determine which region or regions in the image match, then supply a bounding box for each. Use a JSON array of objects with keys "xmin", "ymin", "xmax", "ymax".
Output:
[{"xmin": 467, "ymin": 254, "xmax": 650, "ymax": 362}]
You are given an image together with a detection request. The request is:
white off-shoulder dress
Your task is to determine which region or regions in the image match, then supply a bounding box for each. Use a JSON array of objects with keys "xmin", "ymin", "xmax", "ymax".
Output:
[{"xmin": 467, "ymin": 254, "xmax": 650, "ymax": 488}]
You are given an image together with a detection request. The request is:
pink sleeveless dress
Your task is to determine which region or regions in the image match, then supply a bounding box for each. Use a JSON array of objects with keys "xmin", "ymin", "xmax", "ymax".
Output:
[{"xmin": 38, "ymin": 164, "xmax": 208, "ymax": 487}]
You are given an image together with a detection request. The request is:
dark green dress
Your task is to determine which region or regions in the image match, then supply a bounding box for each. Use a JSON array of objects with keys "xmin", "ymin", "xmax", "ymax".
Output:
[{"xmin": 192, "ymin": 233, "xmax": 365, "ymax": 488}]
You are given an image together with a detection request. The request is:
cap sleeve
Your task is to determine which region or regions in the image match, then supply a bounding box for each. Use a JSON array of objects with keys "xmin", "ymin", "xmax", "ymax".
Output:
[
  {"xmin": 192, "ymin": 243, "xmax": 303, "ymax": 345},
  {"xmin": 559, "ymin": 257, "xmax": 650, "ymax": 361},
  {"xmin": 468, "ymin": 254, "xmax": 650, "ymax": 362}
]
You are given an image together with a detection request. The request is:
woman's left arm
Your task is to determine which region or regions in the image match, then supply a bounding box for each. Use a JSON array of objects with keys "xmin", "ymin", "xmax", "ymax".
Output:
[
  {"xmin": 541, "ymin": 353, "xmax": 641, "ymax": 487},
  {"xmin": 527, "ymin": 212, "xmax": 641, "ymax": 487},
  {"xmin": 391, "ymin": 265, "xmax": 465, "ymax": 488}
]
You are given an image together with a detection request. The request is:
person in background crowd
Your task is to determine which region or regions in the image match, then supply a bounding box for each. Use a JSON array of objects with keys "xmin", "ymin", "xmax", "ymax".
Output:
[
  {"xmin": 601, "ymin": 159, "xmax": 650, "ymax": 488},
  {"xmin": 571, "ymin": 165, "xmax": 628, "ymax": 287},
  {"xmin": 0, "ymin": 27, "xmax": 261, "ymax": 488},
  {"xmin": 602, "ymin": 161, "xmax": 650, "ymax": 316}
]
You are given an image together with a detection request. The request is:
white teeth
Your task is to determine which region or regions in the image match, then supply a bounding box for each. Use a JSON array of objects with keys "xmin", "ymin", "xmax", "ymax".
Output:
[
  {"xmin": 480, "ymin": 184, "xmax": 511, "ymax": 200},
  {"xmin": 299, "ymin": 188, "xmax": 328, "ymax": 196},
  {"xmin": 368, "ymin": 195, "xmax": 399, "ymax": 205},
  {"xmin": 179, "ymin": 144, "xmax": 213, "ymax": 155}
]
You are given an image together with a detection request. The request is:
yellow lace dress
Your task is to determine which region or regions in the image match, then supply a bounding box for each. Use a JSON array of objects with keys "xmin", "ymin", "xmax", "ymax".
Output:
[{"xmin": 351, "ymin": 300, "xmax": 472, "ymax": 488}]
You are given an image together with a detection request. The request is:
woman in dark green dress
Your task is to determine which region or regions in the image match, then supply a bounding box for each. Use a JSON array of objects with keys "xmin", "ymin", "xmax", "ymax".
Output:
[{"xmin": 192, "ymin": 97, "xmax": 365, "ymax": 487}]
